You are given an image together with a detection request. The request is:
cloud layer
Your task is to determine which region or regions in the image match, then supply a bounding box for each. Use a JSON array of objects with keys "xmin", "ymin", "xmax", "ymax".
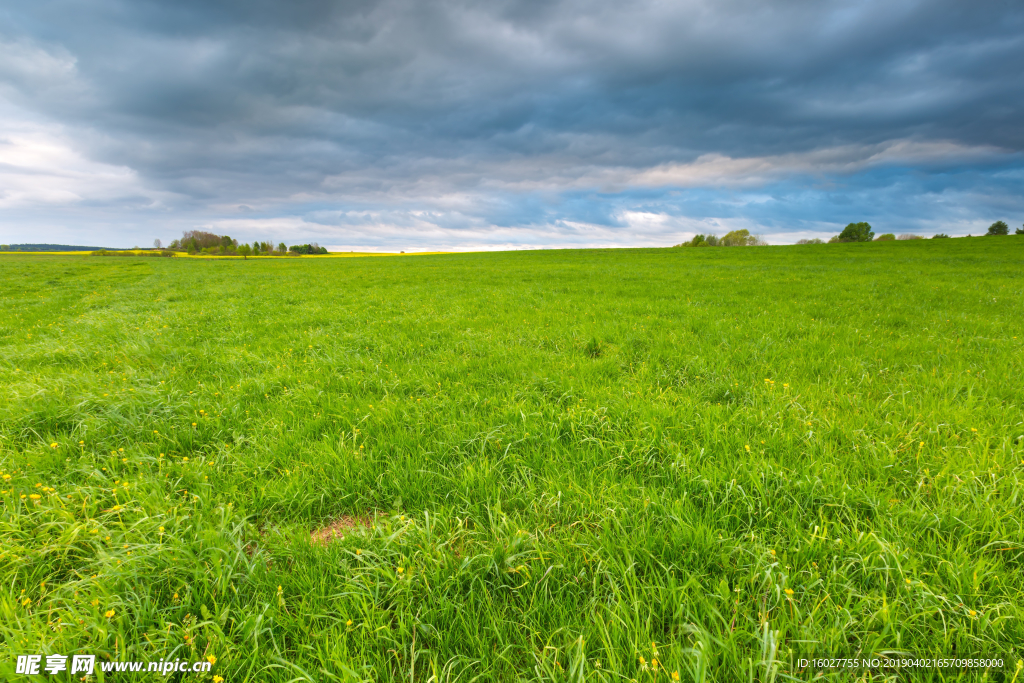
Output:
[{"xmin": 1, "ymin": 0, "xmax": 1022, "ymax": 248}]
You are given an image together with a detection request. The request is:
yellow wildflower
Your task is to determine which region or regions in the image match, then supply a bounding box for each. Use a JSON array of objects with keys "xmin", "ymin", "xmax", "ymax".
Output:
[
  {"xmin": 105, "ymin": 609, "xmax": 115, "ymax": 618},
  {"xmin": 207, "ymin": 655, "xmax": 217, "ymax": 665}
]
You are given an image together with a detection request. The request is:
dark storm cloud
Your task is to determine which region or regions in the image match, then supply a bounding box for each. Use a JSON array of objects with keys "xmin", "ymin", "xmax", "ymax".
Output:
[{"xmin": 1, "ymin": 0, "xmax": 1022, "ymax": 247}]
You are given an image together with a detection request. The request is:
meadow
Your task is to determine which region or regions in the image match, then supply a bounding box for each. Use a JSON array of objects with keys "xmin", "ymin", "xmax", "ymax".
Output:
[{"xmin": 1, "ymin": 239, "xmax": 1022, "ymax": 681}]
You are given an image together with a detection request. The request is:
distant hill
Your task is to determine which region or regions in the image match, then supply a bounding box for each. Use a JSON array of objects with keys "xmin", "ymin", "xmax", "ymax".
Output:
[{"xmin": 0, "ymin": 244, "xmax": 121, "ymax": 252}]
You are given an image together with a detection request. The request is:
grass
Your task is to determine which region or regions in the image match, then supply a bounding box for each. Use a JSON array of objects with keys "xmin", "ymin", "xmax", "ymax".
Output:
[{"xmin": 1, "ymin": 238, "xmax": 1023, "ymax": 681}]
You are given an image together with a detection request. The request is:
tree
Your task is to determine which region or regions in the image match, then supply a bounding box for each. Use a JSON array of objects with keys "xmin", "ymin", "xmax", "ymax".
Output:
[
  {"xmin": 277, "ymin": 242, "xmax": 287, "ymax": 254},
  {"xmin": 180, "ymin": 230, "xmax": 222, "ymax": 250},
  {"xmin": 153, "ymin": 238, "xmax": 162, "ymax": 249},
  {"xmin": 238, "ymin": 244, "xmax": 252, "ymax": 259},
  {"xmin": 721, "ymin": 229, "xmax": 759, "ymax": 246},
  {"xmin": 875, "ymin": 234, "xmax": 895, "ymax": 241},
  {"xmin": 838, "ymin": 222, "xmax": 874, "ymax": 242},
  {"xmin": 220, "ymin": 235, "xmax": 235, "ymax": 250},
  {"xmin": 1017, "ymin": 226, "xmax": 1024, "ymax": 235},
  {"xmin": 932, "ymin": 233, "xmax": 950, "ymax": 239},
  {"xmin": 796, "ymin": 238, "xmax": 824, "ymax": 245},
  {"xmin": 986, "ymin": 221, "xmax": 1009, "ymax": 235}
]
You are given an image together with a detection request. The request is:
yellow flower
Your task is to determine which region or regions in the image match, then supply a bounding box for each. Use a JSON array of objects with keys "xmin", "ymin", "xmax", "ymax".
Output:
[
  {"xmin": 784, "ymin": 588, "xmax": 794, "ymax": 596},
  {"xmin": 744, "ymin": 445, "xmax": 750, "ymax": 452},
  {"xmin": 207, "ymin": 655, "xmax": 217, "ymax": 665},
  {"xmin": 159, "ymin": 526, "xmax": 165, "ymax": 532},
  {"xmin": 346, "ymin": 619, "xmax": 353, "ymax": 626},
  {"xmin": 91, "ymin": 598, "xmax": 99, "ymax": 607},
  {"xmin": 50, "ymin": 443, "xmax": 58, "ymax": 448},
  {"xmin": 105, "ymin": 609, "xmax": 115, "ymax": 618},
  {"xmin": 22, "ymin": 598, "xmax": 31, "ymax": 607},
  {"xmin": 1, "ymin": 474, "xmax": 9, "ymax": 480},
  {"xmin": 213, "ymin": 677, "xmax": 224, "ymax": 683},
  {"xmin": 969, "ymin": 610, "xmax": 977, "ymax": 617},
  {"xmin": 29, "ymin": 494, "xmax": 41, "ymax": 500},
  {"xmin": 769, "ymin": 549, "xmax": 776, "ymax": 556},
  {"xmin": 672, "ymin": 673, "xmax": 681, "ymax": 681},
  {"xmin": 173, "ymin": 593, "xmax": 179, "ymax": 601},
  {"xmin": 397, "ymin": 567, "xmax": 405, "ymax": 574}
]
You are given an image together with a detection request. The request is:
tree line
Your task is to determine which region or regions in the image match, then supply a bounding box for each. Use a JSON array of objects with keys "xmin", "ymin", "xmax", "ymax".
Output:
[
  {"xmin": 795, "ymin": 221, "xmax": 1024, "ymax": 244},
  {"xmin": 166, "ymin": 231, "xmax": 328, "ymax": 256},
  {"xmin": 675, "ymin": 229, "xmax": 767, "ymax": 247}
]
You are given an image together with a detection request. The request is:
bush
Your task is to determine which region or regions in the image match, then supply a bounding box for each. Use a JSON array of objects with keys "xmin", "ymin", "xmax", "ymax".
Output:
[
  {"xmin": 986, "ymin": 221, "xmax": 1009, "ymax": 236},
  {"xmin": 1017, "ymin": 226, "xmax": 1024, "ymax": 235},
  {"xmin": 932, "ymin": 233, "xmax": 950, "ymax": 239},
  {"xmin": 795, "ymin": 238, "xmax": 824, "ymax": 245},
  {"xmin": 875, "ymin": 234, "xmax": 896, "ymax": 241},
  {"xmin": 91, "ymin": 250, "xmax": 174, "ymax": 258},
  {"xmin": 897, "ymin": 234, "xmax": 924, "ymax": 240}
]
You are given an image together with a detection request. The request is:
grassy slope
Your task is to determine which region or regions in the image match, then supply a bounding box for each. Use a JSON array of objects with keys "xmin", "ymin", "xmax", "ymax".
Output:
[{"xmin": 1, "ymin": 240, "xmax": 1022, "ymax": 681}]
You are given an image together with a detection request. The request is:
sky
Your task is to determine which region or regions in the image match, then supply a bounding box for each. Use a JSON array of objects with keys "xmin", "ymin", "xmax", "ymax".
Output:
[{"xmin": 1, "ymin": 0, "xmax": 1022, "ymax": 250}]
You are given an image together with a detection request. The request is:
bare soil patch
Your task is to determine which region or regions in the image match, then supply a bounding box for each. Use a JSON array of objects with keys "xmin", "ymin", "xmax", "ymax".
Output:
[{"xmin": 310, "ymin": 515, "xmax": 370, "ymax": 545}]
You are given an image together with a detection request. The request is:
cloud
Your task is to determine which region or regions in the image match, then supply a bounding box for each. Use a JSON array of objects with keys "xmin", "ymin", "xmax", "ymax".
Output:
[
  {"xmin": 0, "ymin": 102, "xmax": 166, "ymax": 210},
  {"xmin": 0, "ymin": 0, "xmax": 1022, "ymax": 247}
]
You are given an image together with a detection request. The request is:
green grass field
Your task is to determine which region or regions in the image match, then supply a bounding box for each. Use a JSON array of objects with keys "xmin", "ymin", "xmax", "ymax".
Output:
[{"xmin": 2, "ymin": 240, "xmax": 1023, "ymax": 681}]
